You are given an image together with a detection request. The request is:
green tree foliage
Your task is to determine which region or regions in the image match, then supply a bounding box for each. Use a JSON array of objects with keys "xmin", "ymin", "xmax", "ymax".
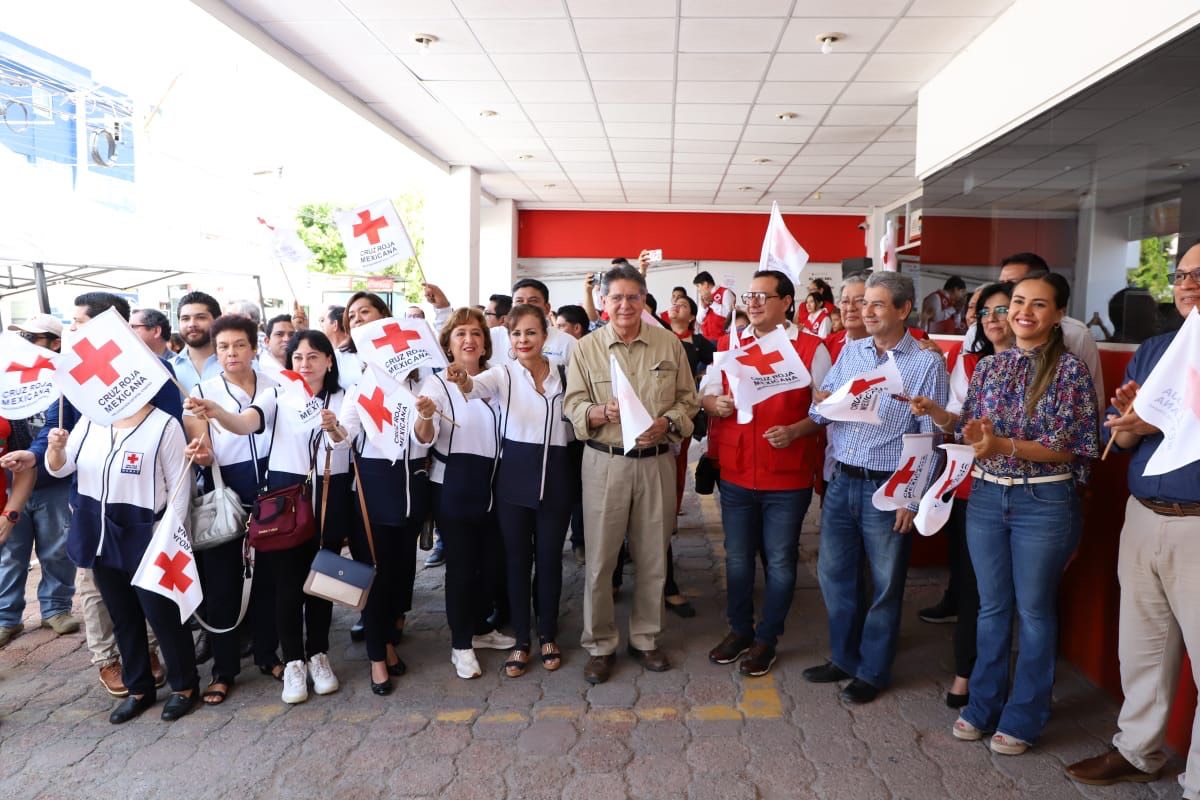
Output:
[
  {"xmin": 295, "ymin": 195, "xmax": 426, "ymax": 302},
  {"xmin": 1129, "ymin": 237, "xmax": 1174, "ymax": 303}
]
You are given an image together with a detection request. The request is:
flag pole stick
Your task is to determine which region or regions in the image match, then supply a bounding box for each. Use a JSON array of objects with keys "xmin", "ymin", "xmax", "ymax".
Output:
[
  {"xmin": 168, "ymin": 432, "xmax": 206, "ymax": 508},
  {"xmin": 1100, "ymin": 434, "xmax": 1116, "ymax": 461},
  {"xmin": 57, "ymin": 395, "xmax": 63, "ymax": 428}
]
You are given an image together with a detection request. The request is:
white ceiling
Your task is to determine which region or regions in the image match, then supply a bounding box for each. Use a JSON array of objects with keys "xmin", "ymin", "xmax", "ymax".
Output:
[{"xmin": 213, "ymin": 0, "xmax": 1014, "ymax": 208}]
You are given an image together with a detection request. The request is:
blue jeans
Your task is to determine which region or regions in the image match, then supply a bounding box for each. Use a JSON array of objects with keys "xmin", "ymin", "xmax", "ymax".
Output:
[
  {"xmin": 816, "ymin": 471, "xmax": 912, "ymax": 688},
  {"xmin": 720, "ymin": 480, "xmax": 812, "ymax": 648},
  {"xmin": 962, "ymin": 478, "xmax": 1079, "ymax": 744},
  {"xmin": 0, "ymin": 482, "xmax": 76, "ymax": 627}
]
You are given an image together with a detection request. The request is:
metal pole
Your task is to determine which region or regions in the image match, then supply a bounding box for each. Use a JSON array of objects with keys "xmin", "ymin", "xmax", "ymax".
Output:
[
  {"xmin": 254, "ymin": 275, "xmax": 266, "ymax": 330},
  {"xmin": 34, "ymin": 262, "xmax": 51, "ymax": 313}
]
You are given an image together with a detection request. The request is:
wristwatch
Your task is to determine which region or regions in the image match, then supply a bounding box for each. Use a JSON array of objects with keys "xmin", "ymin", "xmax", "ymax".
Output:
[
  {"xmin": 2, "ymin": 510, "xmax": 18, "ymax": 523},
  {"xmin": 664, "ymin": 417, "xmax": 679, "ymax": 436}
]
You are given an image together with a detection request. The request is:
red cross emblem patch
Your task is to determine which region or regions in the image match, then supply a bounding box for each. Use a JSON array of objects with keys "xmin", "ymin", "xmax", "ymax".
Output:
[{"xmin": 121, "ymin": 451, "xmax": 143, "ymax": 475}]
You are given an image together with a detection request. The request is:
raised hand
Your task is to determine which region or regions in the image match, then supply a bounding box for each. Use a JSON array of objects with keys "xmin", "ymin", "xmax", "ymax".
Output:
[{"xmin": 319, "ymin": 409, "xmax": 339, "ymax": 432}]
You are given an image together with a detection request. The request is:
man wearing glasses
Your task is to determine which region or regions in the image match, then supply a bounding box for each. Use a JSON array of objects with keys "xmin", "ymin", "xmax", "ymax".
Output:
[
  {"xmin": 484, "ymin": 294, "xmax": 511, "ymax": 329},
  {"xmin": 565, "ymin": 265, "xmax": 698, "ymax": 685}
]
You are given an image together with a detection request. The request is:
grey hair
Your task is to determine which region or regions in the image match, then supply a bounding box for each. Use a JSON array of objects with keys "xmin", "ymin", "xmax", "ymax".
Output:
[
  {"xmin": 600, "ymin": 265, "xmax": 647, "ymax": 296},
  {"xmin": 865, "ymin": 271, "xmax": 915, "ymax": 309},
  {"xmin": 229, "ymin": 300, "xmax": 262, "ymax": 325},
  {"xmin": 841, "ymin": 272, "xmax": 869, "ymax": 288}
]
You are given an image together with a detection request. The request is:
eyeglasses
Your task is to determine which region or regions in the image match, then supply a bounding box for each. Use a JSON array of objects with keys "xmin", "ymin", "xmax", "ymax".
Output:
[
  {"xmin": 128, "ymin": 323, "xmax": 148, "ymax": 329},
  {"xmin": 1167, "ymin": 268, "xmax": 1200, "ymax": 286},
  {"xmin": 740, "ymin": 292, "xmax": 781, "ymax": 305},
  {"xmin": 606, "ymin": 293, "xmax": 644, "ymax": 305},
  {"xmin": 18, "ymin": 331, "xmax": 50, "ymax": 342},
  {"xmin": 977, "ymin": 305, "xmax": 1009, "ymax": 319},
  {"xmin": 483, "ymin": 311, "xmax": 499, "ymax": 318}
]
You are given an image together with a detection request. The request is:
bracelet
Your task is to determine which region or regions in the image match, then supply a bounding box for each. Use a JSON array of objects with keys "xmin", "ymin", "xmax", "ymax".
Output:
[
  {"xmin": 936, "ymin": 413, "xmax": 955, "ymax": 433},
  {"xmin": 418, "ymin": 410, "xmax": 434, "ymax": 421},
  {"xmin": 1008, "ymin": 437, "xmax": 1018, "ymax": 457}
]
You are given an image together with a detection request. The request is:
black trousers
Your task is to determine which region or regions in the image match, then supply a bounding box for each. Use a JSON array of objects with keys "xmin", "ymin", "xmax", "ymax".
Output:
[
  {"xmin": 434, "ymin": 485, "xmax": 503, "ymax": 649},
  {"xmin": 258, "ymin": 537, "xmax": 332, "ymax": 664},
  {"xmin": 567, "ymin": 441, "xmax": 585, "ymax": 549},
  {"xmin": 92, "ymin": 563, "xmax": 198, "ymax": 695},
  {"xmin": 196, "ymin": 537, "xmax": 278, "ymax": 679},
  {"xmin": 350, "ymin": 519, "xmax": 420, "ymax": 663},
  {"xmin": 948, "ymin": 500, "xmax": 980, "ymax": 679},
  {"xmin": 497, "ymin": 499, "xmax": 571, "ymax": 647},
  {"xmin": 614, "ymin": 542, "xmax": 681, "ymax": 597}
]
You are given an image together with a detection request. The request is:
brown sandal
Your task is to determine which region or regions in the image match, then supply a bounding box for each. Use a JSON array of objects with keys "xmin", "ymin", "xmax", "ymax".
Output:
[
  {"xmin": 504, "ymin": 648, "xmax": 530, "ymax": 678},
  {"xmin": 540, "ymin": 642, "xmax": 562, "ymax": 671}
]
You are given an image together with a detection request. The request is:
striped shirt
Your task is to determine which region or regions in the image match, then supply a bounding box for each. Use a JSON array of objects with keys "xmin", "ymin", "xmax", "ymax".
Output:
[{"xmin": 809, "ymin": 331, "xmax": 948, "ymax": 474}]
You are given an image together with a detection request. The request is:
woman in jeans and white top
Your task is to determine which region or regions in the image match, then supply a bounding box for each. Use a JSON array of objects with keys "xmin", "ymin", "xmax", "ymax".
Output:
[
  {"xmin": 187, "ymin": 330, "xmax": 350, "ymax": 705},
  {"xmin": 184, "ymin": 314, "xmax": 281, "ymax": 704},
  {"xmin": 915, "ymin": 273, "xmax": 1098, "ymax": 754},
  {"xmin": 445, "ymin": 304, "xmax": 574, "ymax": 678},
  {"xmin": 414, "ymin": 307, "xmax": 514, "ymax": 680}
]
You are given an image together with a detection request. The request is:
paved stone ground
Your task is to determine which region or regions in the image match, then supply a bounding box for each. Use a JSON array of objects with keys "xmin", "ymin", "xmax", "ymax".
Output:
[{"xmin": 0, "ymin": 483, "xmax": 1185, "ymax": 799}]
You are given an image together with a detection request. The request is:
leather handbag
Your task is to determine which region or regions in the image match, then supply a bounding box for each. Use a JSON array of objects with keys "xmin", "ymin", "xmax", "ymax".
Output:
[
  {"xmin": 303, "ymin": 449, "xmax": 376, "ymax": 611},
  {"xmin": 190, "ymin": 455, "xmax": 249, "ymax": 552},
  {"xmin": 247, "ymin": 449, "xmax": 322, "ymax": 553}
]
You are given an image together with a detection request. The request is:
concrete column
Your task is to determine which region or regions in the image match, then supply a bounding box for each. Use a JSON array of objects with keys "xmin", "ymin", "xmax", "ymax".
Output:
[
  {"xmin": 1075, "ymin": 194, "xmax": 1137, "ymax": 328},
  {"xmin": 425, "ymin": 165, "xmax": 480, "ymax": 307},
  {"xmin": 1179, "ymin": 179, "xmax": 1200, "ymax": 247},
  {"xmin": 479, "ymin": 198, "xmax": 518, "ymax": 298}
]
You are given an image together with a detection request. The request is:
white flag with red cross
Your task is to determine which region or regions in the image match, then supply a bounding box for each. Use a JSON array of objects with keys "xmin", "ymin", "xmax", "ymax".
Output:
[
  {"xmin": 55, "ymin": 308, "xmax": 172, "ymax": 426},
  {"xmin": 815, "ymin": 352, "xmax": 906, "ymax": 424},
  {"xmin": 351, "ymin": 316, "xmax": 447, "ymax": 382},
  {"xmin": 256, "ymin": 349, "xmax": 324, "ymax": 431},
  {"xmin": 713, "ymin": 325, "xmax": 811, "ymax": 425},
  {"xmin": 759, "ymin": 201, "xmax": 809, "ymax": 285},
  {"xmin": 1133, "ymin": 306, "xmax": 1200, "ymax": 476},
  {"xmin": 915, "ymin": 444, "xmax": 976, "ymax": 535},
  {"xmin": 131, "ymin": 502, "xmax": 203, "ymax": 623},
  {"xmin": 871, "ymin": 433, "xmax": 939, "ymax": 511},
  {"xmin": 610, "ymin": 354, "xmax": 655, "ymax": 453},
  {"xmin": 256, "ymin": 216, "xmax": 315, "ymax": 268},
  {"xmin": 0, "ymin": 331, "xmax": 61, "ymax": 419},
  {"xmin": 335, "ymin": 199, "xmax": 415, "ymax": 273},
  {"xmin": 354, "ymin": 365, "xmax": 417, "ymax": 464},
  {"xmin": 879, "ymin": 219, "xmax": 898, "ymax": 272}
]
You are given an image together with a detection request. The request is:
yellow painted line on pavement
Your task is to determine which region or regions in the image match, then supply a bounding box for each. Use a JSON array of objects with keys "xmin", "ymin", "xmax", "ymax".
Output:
[
  {"xmin": 687, "ymin": 704, "xmax": 743, "ymax": 721},
  {"xmin": 533, "ymin": 705, "xmax": 581, "ymax": 720},
  {"xmin": 635, "ymin": 706, "xmax": 681, "ymax": 721},
  {"xmin": 587, "ymin": 708, "xmax": 637, "ymax": 723},
  {"xmin": 435, "ymin": 708, "xmax": 480, "ymax": 723},
  {"xmin": 739, "ymin": 674, "xmax": 784, "ymax": 719},
  {"xmin": 476, "ymin": 711, "xmax": 526, "ymax": 723},
  {"xmin": 243, "ymin": 704, "xmax": 288, "ymax": 722}
]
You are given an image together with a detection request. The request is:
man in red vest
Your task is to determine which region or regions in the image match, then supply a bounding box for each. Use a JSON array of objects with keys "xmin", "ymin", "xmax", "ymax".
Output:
[
  {"xmin": 702, "ymin": 270, "xmax": 832, "ymax": 676},
  {"xmin": 694, "ymin": 271, "xmax": 734, "ymax": 342}
]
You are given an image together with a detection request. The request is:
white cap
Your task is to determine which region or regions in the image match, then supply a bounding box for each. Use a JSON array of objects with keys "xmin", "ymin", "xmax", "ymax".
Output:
[{"xmin": 8, "ymin": 313, "xmax": 63, "ymax": 337}]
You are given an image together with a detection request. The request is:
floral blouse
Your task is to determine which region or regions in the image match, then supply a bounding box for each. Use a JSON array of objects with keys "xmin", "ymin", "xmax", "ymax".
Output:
[{"xmin": 958, "ymin": 346, "xmax": 1100, "ymax": 483}]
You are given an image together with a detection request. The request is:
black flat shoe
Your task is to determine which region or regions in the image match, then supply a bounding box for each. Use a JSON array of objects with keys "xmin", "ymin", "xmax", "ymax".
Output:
[
  {"xmin": 665, "ymin": 598, "xmax": 696, "ymax": 618},
  {"xmin": 840, "ymin": 678, "xmax": 880, "ymax": 705},
  {"xmin": 387, "ymin": 658, "xmax": 407, "ymax": 677},
  {"xmin": 109, "ymin": 693, "xmax": 155, "ymax": 724},
  {"xmin": 803, "ymin": 661, "xmax": 852, "ymax": 683},
  {"xmin": 371, "ymin": 678, "xmax": 393, "ymax": 696},
  {"xmin": 161, "ymin": 689, "xmax": 199, "ymax": 721},
  {"xmin": 946, "ymin": 691, "xmax": 969, "ymax": 709},
  {"xmin": 350, "ymin": 621, "xmax": 366, "ymax": 642}
]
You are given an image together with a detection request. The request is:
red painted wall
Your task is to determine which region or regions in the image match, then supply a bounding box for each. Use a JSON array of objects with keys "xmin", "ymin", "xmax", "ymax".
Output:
[
  {"xmin": 517, "ymin": 210, "xmax": 866, "ymax": 262},
  {"xmin": 919, "ymin": 215, "xmax": 1078, "ymax": 268}
]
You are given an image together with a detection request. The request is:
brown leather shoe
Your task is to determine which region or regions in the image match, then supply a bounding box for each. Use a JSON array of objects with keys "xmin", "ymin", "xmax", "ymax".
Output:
[
  {"xmin": 626, "ymin": 644, "xmax": 670, "ymax": 672},
  {"xmin": 149, "ymin": 650, "xmax": 167, "ymax": 689},
  {"xmin": 98, "ymin": 661, "xmax": 129, "ymax": 698},
  {"xmin": 583, "ymin": 654, "xmax": 616, "ymax": 685},
  {"xmin": 738, "ymin": 643, "xmax": 777, "ymax": 677},
  {"xmin": 1067, "ymin": 750, "xmax": 1161, "ymax": 786}
]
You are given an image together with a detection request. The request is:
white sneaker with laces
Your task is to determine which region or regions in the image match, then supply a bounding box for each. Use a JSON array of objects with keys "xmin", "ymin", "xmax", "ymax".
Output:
[
  {"xmin": 471, "ymin": 631, "xmax": 516, "ymax": 650},
  {"xmin": 452, "ymin": 648, "xmax": 482, "ymax": 679},
  {"xmin": 309, "ymin": 653, "xmax": 339, "ymax": 695},
  {"xmin": 282, "ymin": 660, "xmax": 308, "ymax": 704}
]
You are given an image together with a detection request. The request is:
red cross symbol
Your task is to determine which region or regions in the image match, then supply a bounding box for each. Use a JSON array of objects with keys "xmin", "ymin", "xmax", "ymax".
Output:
[
  {"xmin": 371, "ymin": 323, "xmax": 421, "ymax": 354},
  {"xmin": 357, "ymin": 387, "xmax": 392, "ymax": 431},
  {"xmin": 69, "ymin": 339, "xmax": 121, "ymax": 386},
  {"xmin": 154, "ymin": 551, "xmax": 194, "ymax": 593},
  {"xmin": 884, "ymin": 456, "xmax": 917, "ymax": 497},
  {"xmin": 735, "ymin": 344, "xmax": 785, "ymax": 376},
  {"xmin": 5, "ymin": 355, "xmax": 54, "ymax": 384},
  {"xmin": 849, "ymin": 375, "xmax": 886, "ymax": 395},
  {"xmin": 352, "ymin": 209, "xmax": 389, "ymax": 245},
  {"xmin": 126, "ymin": 453, "xmax": 139, "ymax": 465},
  {"xmin": 1188, "ymin": 366, "xmax": 1200, "ymax": 420},
  {"xmin": 934, "ymin": 461, "xmax": 961, "ymax": 498},
  {"xmin": 280, "ymin": 369, "xmax": 315, "ymax": 397}
]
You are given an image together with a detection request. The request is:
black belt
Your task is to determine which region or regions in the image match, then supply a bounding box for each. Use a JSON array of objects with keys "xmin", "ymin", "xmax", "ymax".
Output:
[
  {"xmin": 835, "ymin": 461, "xmax": 892, "ymax": 482},
  {"xmin": 1137, "ymin": 496, "xmax": 1200, "ymax": 518},
  {"xmin": 586, "ymin": 441, "xmax": 669, "ymax": 459}
]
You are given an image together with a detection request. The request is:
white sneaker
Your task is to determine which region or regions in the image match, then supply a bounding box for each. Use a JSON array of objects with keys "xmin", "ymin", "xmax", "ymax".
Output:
[
  {"xmin": 282, "ymin": 660, "xmax": 308, "ymax": 704},
  {"xmin": 452, "ymin": 648, "xmax": 482, "ymax": 679},
  {"xmin": 471, "ymin": 630, "xmax": 516, "ymax": 650},
  {"xmin": 309, "ymin": 653, "xmax": 339, "ymax": 695}
]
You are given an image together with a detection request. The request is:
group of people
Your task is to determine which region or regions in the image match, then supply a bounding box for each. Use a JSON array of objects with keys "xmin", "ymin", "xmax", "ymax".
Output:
[{"xmin": 0, "ymin": 243, "xmax": 1197, "ymax": 799}]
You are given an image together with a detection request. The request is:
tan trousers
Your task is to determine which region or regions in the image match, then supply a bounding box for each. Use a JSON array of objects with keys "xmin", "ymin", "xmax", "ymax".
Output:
[
  {"xmin": 1112, "ymin": 497, "xmax": 1200, "ymax": 800},
  {"xmin": 580, "ymin": 447, "xmax": 674, "ymax": 655},
  {"xmin": 78, "ymin": 568, "xmax": 158, "ymax": 666}
]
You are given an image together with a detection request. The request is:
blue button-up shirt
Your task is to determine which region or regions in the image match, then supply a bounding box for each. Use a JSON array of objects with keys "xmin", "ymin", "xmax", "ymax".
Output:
[
  {"xmin": 1104, "ymin": 328, "xmax": 1200, "ymax": 503},
  {"xmin": 809, "ymin": 332, "xmax": 948, "ymax": 473},
  {"xmin": 170, "ymin": 350, "xmax": 221, "ymax": 394}
]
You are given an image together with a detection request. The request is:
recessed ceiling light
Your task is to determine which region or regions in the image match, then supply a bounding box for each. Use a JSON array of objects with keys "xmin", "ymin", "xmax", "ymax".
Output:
[
  {"xmin": 752, "ymin": 157, "xmax": 772, "ymax": 164},
  {"xmin": 516, "ymin": 154, "xmax": 534, "ymax": 160},
  {"xmin": 543, "ymin": 183, "xmax": 557, "ymax": 188},
  {"xmin": 775, "ymin": 112, "xmax": 798, "ymax": 121},
  {"xmin": 479, "ymin": 109, "xmax": 498, "ymax": 118},
  {"xmin": 737, "ymin": 185, "xmax": 754, "ymax": 192},
  {"xmin": 1169, "ymin": 162, "xmax": 1190, "ymax": 171},
  {"xmin": 413, "ymin": 33, "xmax": 439, "ymax": 49},
  {"xmin": 812, "ymin": 191, "xmax": 822, "ymax": 201},
  {"xmin": 817, "ymin": 33, "xmax": 843, "ymax": 55}
]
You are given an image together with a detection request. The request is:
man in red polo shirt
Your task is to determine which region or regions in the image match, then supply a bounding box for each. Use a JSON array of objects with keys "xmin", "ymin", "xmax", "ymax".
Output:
[
  {"xmin": 701, "ymin": 269, "xmax": 831, "ymax": 676},
  {"xmin": 694, "ymin": 271, "xmax": 734, "ymax": 342}
]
